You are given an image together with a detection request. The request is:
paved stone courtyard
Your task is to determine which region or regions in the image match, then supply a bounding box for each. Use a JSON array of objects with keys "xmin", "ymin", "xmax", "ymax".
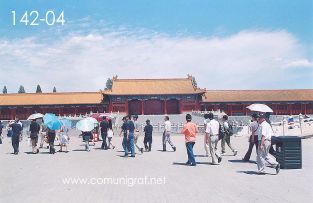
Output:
[{"xmin": 1, "ymin": 131, "xmax": 312, "ymax": 203}]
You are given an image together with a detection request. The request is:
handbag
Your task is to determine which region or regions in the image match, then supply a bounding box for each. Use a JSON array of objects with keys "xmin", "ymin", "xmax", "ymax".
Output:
[{"xmin": 107, "ymin": 129, "xmax": 113, "ymax": 138}]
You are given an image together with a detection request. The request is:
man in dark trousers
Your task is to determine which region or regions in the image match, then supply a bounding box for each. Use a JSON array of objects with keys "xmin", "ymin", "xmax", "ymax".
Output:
[
  {"xmin": 126, "ymin": 115, "xmax": 136, "ymax": 157},
  {"xmin": 100, "ymin": 116, "xmax": 109, "ymax": 150},
  {"xmin": 47, "ymin": 128, "xmax": 56, "ymax": 154},
  {"xmin": 143, "ymin": 119, "xmax": 153, "ymax": 151},
  {"xmin": 9, "ymin": 119, "xmax": 23, "ymax": 155},
  {"xmin": 29, "ymin": 119, "xmax": 40, "ymax": 154}
]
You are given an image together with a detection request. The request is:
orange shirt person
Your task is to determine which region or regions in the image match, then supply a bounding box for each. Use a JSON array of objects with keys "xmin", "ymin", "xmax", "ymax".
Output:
[{"xmin": 181, "ymin": 114, "xmax": 198, "ymax": 166}]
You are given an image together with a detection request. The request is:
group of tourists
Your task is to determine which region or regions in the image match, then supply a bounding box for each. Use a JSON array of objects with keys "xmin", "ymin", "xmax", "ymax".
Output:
[{"xmin": 0, "ymin": 111, "xmax": 280, "ymax": 174}]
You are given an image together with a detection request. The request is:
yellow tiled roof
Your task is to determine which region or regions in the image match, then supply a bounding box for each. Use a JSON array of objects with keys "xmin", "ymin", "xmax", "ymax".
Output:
[
  {"xmin": 104, "ymin": 77, "xmax": 204, "ymax": 95},
  {"xmin": 0, "ymin": 92, "xmax": 103, "ymax": 106},
  {"xmin": 202, "ymin": 89, "xmax": 313, "ymax": 102}
]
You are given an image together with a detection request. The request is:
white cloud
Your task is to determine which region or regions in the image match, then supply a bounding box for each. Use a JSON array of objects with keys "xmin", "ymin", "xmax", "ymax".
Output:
[{"xmin": 0, "ymin": 29, "xmax": 312, "ymax": 93}]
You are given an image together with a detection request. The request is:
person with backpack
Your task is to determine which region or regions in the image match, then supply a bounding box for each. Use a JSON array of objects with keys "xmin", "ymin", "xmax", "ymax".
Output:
[
  {"xmin": 29, "ymin": 119, "xmax": 40, "ymax": 154},
  {"xmin": 205, "ymin": 113, "xmax": 222, "ymax": 165},
  {"xmin": 221, "ymin": 115, "xmax": 237, "ymax": 156}
]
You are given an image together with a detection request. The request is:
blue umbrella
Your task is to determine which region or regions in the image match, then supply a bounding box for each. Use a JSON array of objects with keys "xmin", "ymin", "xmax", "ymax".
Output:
[
  {"xmin": 44, "ymin": 113, "xmax": 62, "ymax": 130},
  {"xmin": 60, "ymin": 118, "xmax": 72, "ymax": 129}
]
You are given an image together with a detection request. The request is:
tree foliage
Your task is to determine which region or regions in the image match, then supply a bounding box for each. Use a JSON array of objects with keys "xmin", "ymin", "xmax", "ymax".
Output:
[
  {"xmin": 105, "ymin": 78, "xmax": 113, "ymax": 90},
  {"xmin": 36, "ymin": 84, "xmax": 42, "ymax": 93},
  {"xmin": 18, "ymin": 85, "xmax": 26, "ymax": 93},
  {"xmin": 2, "ymin": 86, "xmax": 7, "ymax": 94}
]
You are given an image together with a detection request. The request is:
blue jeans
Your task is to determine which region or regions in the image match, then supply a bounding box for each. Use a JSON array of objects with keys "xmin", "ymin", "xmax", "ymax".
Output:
[
  {"xmin": 101, "ymin": 132, "xmax": 108, "ymax": 149},
  {"xmin": 122, "ymin": 136, "xmax": 129, "ymax": 156},
  {"xmin": 128, "ymin": 133, "xmax": 135, "ymax": 156},
  {"xmin": 186, "ymin": 142, "xmax": 196, "ymax": 165}
]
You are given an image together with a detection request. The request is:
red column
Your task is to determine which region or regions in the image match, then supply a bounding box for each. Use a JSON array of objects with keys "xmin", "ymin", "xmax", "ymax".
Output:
[
  {"xmin": 288, "ymin": 104, "xmax": 292, "ymax": 115},
  {"xmin": 10, "ymin": 108, "xmax": 16, "ymax": 120},
  {"xmin": 141, "ymin": 100, "xmax": 145, "ymax": 115},
  {"xmin": 125, "ymin": 101, "xmax": 128, "ymax": 114},
  {"xmin": 108, "ymin": 102, "xmax": 113, "ymax": 112},
  {"xmin": 164, "ymin": 99, "xmax": 167, "ymax": 114},
  {"xmin": 304, "ymin": 104, "xmax": 307, "ymax": 114},
  {"xmin": 179, "ymin": 99, "xmax": 183, "ymax": 113},
  {"xmin": 228, "ymin": 105, "xmax": 232, "ymax": 116}
]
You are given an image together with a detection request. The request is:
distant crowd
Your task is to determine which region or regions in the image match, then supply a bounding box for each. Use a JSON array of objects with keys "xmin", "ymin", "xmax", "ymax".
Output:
[{"xmin": 0, "ymin": 112, "xmax": 280, "ymax": 175}]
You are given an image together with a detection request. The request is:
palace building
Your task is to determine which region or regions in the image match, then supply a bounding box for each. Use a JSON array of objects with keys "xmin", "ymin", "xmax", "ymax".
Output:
[{"xmin": 0, "ymin": 75, "xmax": 312, "ymax": 120}]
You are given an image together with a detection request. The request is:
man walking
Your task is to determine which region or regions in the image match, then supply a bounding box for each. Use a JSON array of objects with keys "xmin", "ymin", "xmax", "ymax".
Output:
[
  {"xmin": 243, "ymin": 113, "xmax": 259, "ymax": 161},
  {"xmin": 221, "ymin": 115, "xmax": 237, "ymax": 156},
  {"xmin": 182, "ymin": 114, "xmax": 198, "ymax": 166},
  {"xmin": 29, "ymin": 119, "xmax": 40, "ymax": 154},
  {"xmin": 100, "ymin": 116, "xmax": 109, "ymax": 150},
  {"xmin": 205, "ymin": 113, "xmax": 222, "ymax": 165},
  {"xmin": 119, "ymin": 117, "xmax": 129, "ymax": 156},
  {"xmin": 163, "ymin": 116, "xmax": 176, "ymax": 152},
  {"xmin": 256, "ymin": 113, "xmax": 280, "ymax": 175},
  {"xmin": 133, "ymin": 115, "xmax": 144, "ymax": 153},
  {"xmin": 9, "ymin": 119, "xmax": 23, "ymax": 155},
  {"xmin": 126, "ymin": 115, "xmax": 135, "ymax": 157},
  {"xmin": 143, "ymin": 119, "xmax": 153, "ymax": 151}
]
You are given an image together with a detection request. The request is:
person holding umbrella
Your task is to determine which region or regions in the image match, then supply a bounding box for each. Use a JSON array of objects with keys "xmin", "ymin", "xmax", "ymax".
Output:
[
  {"xmin": 256, "ymin": 113, "xmax": 280, "ymax": 175},
  {"xmin": 76, "ymin": 118, "xmax": 96, "ymax": 152},
  {"xmin": 29, "ymin": 119, "xmax": 40, "ymax": 154},
  {"xmin": 43, "ymin": 113, "xmax": 62, "ymax": 154},
  {"xmin": 82, "ymin": 131, "xmax": 92, "ymax": 152}
]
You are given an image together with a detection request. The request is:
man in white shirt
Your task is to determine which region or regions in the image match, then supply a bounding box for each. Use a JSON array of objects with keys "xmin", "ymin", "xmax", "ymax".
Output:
[
  {"xmin": 205, "ymin": 113, "xmax": 222, "ymax": 165},
  {"xmin": 163, "ymin": 116, "xmax": 176, "ymax": 152},
  {"xmin": 133, "ymin": 115, "xmax": 144, "ymax": 153},
  {"xmin": 256, "ymin": 113, "xmax": 280, "ymax": 174}
]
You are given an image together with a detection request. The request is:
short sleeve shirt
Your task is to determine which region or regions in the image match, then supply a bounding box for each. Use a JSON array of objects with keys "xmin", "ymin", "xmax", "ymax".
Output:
[
  {"xmin": 127, "ymin": 120, "xmax": 135, "ymax": 133},
  {"xmin": 249, "ymin": 121, "xmax": 259, "ymax": 136},
  {"xmin": 9, "ymin": 123, "xmax": 22, "ymax": 135},
  {"xmin": 205, "ymin": 119, "xmax": 219, "ymax": 135},
  {"xmin": 164, "ymin": 120, "xmax": 172, "ymax": 132},
  {"xmin": 258, "ymin": 121, "xmax": 273, "ymax": 141}
]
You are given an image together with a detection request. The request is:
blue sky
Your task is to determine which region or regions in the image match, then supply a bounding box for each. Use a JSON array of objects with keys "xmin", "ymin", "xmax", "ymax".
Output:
[{"xmin": 0, "ymin": 0, "xmax": 312, "ymax": 92}]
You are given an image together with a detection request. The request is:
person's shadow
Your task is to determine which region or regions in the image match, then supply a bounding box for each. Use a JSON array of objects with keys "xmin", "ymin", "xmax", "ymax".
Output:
[
  {"xmin": 228, "ymin": 159, "xmax": 257, "ymax": 164},
  {"xmin": 237, "ymin": 171, "xmax": 274, "ymax": 175}
]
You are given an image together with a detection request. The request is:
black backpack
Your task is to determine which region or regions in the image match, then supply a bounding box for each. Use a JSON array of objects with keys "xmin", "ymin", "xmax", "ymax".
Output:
[{"xmin": 225, "ymin": 122, "xmax": 234, "ymax": 136}]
